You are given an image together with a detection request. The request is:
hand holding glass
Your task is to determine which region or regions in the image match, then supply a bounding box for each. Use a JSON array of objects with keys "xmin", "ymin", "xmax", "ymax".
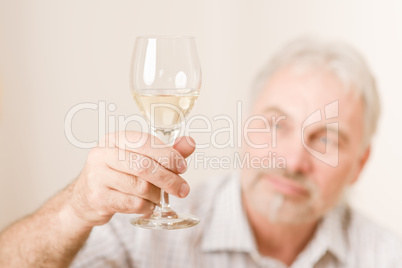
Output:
[{"xmin": 129, "ymin": 36, "xmax": 201, "ymax": 229}]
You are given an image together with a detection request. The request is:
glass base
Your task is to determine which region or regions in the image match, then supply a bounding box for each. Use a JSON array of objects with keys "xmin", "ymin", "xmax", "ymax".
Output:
[{"xmin": 130, "ymin": 209, "xmax": 199, "ymax": 230}]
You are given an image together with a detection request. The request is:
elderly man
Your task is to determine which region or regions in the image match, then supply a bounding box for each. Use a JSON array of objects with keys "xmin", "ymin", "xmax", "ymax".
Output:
[{"xmin": 0, "ymin": 38, "xmax": 401, "ymax": 268}]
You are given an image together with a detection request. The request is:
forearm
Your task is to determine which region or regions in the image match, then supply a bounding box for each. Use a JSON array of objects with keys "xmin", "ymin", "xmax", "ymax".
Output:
[
  {"xmin": 0, "ymin": 183, "xmax": 93, "ymax": 268},
  {"xmin": 0, "ymin": 131, "xmax": 193, "ymax": 267}
]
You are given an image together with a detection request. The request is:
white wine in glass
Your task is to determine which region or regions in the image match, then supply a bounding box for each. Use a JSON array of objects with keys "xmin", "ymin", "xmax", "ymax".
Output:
[{"xmin": 129, "ymin": 36, "xmax": 201, "ymax": 229}]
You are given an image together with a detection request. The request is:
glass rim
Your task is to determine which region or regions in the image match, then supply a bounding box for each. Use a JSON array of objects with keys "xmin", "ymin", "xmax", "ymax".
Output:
[{"xmin": 136, "ymin": 35, "xmax": 195, "ymax": 40}]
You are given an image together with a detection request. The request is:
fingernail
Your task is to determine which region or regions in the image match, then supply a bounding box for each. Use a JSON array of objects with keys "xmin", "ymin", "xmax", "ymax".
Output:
[
  {"xmin": 177, "ymin": 159, "xmax": 187, "ymax": 173},
  {"xmin": 179, "ymin": 183, "xmax": 189, "ymax": 198}
]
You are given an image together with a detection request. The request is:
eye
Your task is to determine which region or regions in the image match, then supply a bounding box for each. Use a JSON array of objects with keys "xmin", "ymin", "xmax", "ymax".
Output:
[
  {"xmin": 317, "ymin": 134, "xmax": 338, "ymax": 147},
  {"xmin": 306, "ymin": 131, "xmax": 339, "ymax": 154},
  {"xmin": 275, "ymin": 121, "xmax": 283, "ymax": 129},
  {"xmin": 272, "ymin": 118, "xmax": 288, "ymax": 131},
  {"xmin": 319, "ymin": 136, "xmax": 329, "ymax": 144}
]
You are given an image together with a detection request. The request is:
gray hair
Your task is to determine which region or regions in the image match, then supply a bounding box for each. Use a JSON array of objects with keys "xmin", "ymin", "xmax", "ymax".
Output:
[{"xmin": 253, "ymin": 37, "xmax": 381, "ymax": 149}]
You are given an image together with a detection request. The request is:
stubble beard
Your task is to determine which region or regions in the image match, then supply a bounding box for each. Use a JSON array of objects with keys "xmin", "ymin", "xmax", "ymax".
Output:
[{"xmin": 249, "ymin": 169, "xmax": 321, "ymax": 225}]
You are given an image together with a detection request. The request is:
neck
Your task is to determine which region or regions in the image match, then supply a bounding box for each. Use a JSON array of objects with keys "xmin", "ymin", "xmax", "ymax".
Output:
[{"xmin": 243, "ymin": 195, "xmax": 319, "ymax": 266}]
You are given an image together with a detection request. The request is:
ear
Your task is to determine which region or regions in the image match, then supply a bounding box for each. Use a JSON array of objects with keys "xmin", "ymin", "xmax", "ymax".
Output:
[{"xmin": 350, "ymin": 146, "xmax": 371, "ymax": 184}]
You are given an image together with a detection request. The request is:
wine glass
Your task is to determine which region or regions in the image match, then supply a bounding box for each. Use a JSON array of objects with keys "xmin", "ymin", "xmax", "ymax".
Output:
[{"xmin": 129, "ymin": 36, "xmax": 201, "ymax": 229}]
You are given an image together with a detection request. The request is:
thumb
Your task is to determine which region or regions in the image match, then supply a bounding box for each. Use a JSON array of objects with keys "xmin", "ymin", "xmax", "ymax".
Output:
[{"xmin": 173, "ymin": 136, "xmax": 196, "ymax": 158}]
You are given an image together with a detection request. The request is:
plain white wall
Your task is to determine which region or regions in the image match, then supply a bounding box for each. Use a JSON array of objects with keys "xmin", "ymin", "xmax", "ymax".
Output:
[{"xmin": 1, "ymin": 0, "xmax": 401, "ymax": 237}]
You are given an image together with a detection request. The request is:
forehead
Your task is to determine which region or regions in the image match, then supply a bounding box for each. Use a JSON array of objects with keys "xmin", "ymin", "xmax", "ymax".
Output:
[
  {"xmin": 256, "ymin": 66, "xmax": 361, "ymax": 113},
  {"xmin": 253, "ymin": 66, "xmax": 365, "ymax": 137}
]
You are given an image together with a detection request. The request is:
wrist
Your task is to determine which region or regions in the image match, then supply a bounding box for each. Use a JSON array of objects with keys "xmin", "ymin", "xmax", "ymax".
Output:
[
  {"xmin": 56, "ymin": 183, "xmax": 95, "ymax": 234},
  {"xmin": 58, "ymin": 203, "xmax": 94, "ymax": 233}
]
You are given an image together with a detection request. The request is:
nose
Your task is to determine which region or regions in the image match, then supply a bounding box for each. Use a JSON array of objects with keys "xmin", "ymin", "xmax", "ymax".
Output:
[{"xmin": 280, "ymin": 135, "xmax": 312, "ymax": 175}]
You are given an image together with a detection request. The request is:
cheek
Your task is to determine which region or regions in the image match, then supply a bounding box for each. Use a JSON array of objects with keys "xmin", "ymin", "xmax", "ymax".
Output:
[
  {"xmin": 244, "ymin": 131, "xmax": 288, "ymax": 157},
  {"xmin": 243, "ymin": 118, "xmax": 288, "ymax": 154},
  {"xmin": 240, "ymin": 163, "xmax": 260, "ymax": 196},
  {"xmin": 243, "ymin": 141, "xmax": 275, "ymax": 165},
  {"xmin": 244, "ymin": 132, "xmax": 272, "ymax": 154},
  {"xmin": 314, "ymin": 163, "xmax": 355, "ymax": 205}
]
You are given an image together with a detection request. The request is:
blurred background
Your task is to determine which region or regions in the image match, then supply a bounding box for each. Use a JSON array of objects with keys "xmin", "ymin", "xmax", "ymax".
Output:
[{"xmin": 0, "ymin": 0, "xmax": 401, "ymax": 237}]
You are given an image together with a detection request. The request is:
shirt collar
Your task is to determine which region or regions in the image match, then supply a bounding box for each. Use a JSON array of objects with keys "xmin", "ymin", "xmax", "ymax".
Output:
[
  {"xmin": 293, "ymin": 204, "xmax": 349, "ymax": 266},
  {"xmin": 319, "ymin": 204, "xmax": 349, "ymax": 263},
  {"xmin": 200, "ymin": 173, "xmax": 349, "ymax": 265}
]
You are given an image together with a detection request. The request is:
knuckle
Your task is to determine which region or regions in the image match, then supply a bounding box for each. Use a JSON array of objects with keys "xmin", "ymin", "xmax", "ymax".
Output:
[
  {"xmin": 131, "ymin": 197, "xmax": 147, "ymax": 211},
  {"xmin": 137, "ymin": 165, "xmax": 150, "ymax": 176},
  {"xmin": 137, "ymin": 180, "xmax": 151, "ymax": 196},
  {"xmin": 119, "ymin": 131, "xmax": 148, "ymax": 149},
  {"xmin": 164, "ymin": 174, "xmax": 180, "ymax": 192},
  {"xmin": 128, "ymin": 176, "xmax": 139, "ymax": 190},
  {"xmin": 134, "ymin": 156, "xmax": 151, "ymax": 176},
  {"xmin": 173, "ymin": 153, "xmax": 185, "ymax": 171},
  {"xmin": 116, "ymin": 199, "xmax": 131, "ymax": 212},
  {"xmin": 87, "ymin": 147, "xmax": 103, "ymax": 163},
  {"xmin": 85, "ymin": 170, "xmax": 98, "ymax": 182},
  {"xmin": 107, "ymin": 194, "xmax": 124, "ymax": 213}
]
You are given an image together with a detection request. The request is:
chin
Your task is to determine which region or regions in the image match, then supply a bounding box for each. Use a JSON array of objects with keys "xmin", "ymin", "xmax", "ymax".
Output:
[{"xmin": 257, "ymin": 193, "xmax": 319, "ymax": 225}]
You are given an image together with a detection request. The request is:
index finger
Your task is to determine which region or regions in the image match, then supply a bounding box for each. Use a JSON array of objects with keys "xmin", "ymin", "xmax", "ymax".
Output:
[
  {"xmin": 101, "ymin": 131, "xmax": 188, "ymax": 174},
  {"xmin": 96, "ymin": 148, "xmax": 190, "ymax": 198}
]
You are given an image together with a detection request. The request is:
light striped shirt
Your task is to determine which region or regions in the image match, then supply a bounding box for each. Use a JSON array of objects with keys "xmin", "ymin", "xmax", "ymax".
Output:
[{"xmin": 71, "ymin": 174, "xmax": 402, "ymax": 268}]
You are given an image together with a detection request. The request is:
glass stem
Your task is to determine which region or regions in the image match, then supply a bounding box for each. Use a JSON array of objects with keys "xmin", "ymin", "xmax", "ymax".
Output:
[
  {"xmin": 160, "ymin": 190, "xmax": 170, "ymax": 211},
  {"xmin": 150, "ymin": 126, "xmax": 180, "ymax": 213}
]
